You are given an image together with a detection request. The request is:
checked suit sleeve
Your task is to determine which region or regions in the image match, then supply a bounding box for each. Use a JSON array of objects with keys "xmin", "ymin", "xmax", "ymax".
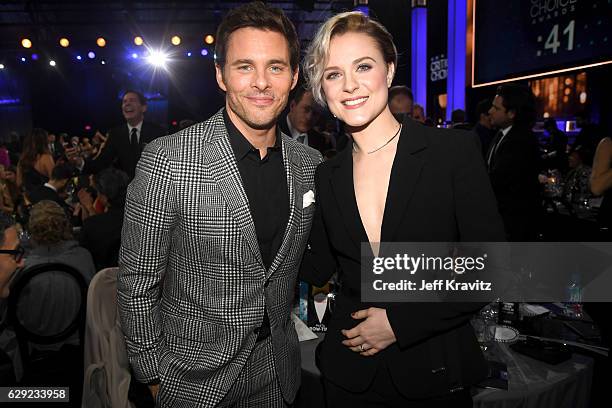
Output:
[{"xmin": 117, "ymin": 141, "xmax": 178, "ymax": 383}]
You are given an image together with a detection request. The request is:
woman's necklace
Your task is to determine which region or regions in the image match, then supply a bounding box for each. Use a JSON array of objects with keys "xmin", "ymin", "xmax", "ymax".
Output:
[{"xmin": 353, "ymin": 124, "xmax": 402, "ymax": 154}]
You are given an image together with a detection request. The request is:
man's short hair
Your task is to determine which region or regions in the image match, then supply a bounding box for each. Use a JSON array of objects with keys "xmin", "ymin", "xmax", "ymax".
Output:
[
  {"xmin": 214, "ymin": 1, "xmax": 300, "ymax": 72},
  {"xmin": 95, "ymin": 168, "xmax": 130, "ymax": 208},
  {"xmin": 123, "ymin": 90, "xmax": 147, "ymax": 105},
  {"xmin": 451, "ymin": 109, "xmax": 466, "ymax": 124},
  {"xmin": 51, "ymin": 163, "xmax": 75, "ymax": 181},
  {"xmin": 290, "ymin": 84, "xmax": 310, "ymax": 106},
  {"xmin": 496, "ymin": 84, "xmax": 536, "ymax": 129},
  {"xmin": 388, "ymin": 86, "xmax": 413, "ymax": 103},
  {"xmin": 0, "ymin": 212, "xmax": 15, "ymax": 247}
]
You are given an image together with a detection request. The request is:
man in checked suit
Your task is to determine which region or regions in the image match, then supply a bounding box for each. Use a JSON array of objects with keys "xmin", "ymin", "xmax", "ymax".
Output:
[{"xmin": 117, "ymin": 2, "xmax": 321, "ymax": 407}]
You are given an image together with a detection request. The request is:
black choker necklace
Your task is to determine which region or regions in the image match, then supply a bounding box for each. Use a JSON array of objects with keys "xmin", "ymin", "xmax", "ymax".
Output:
[{"xmin": 353, "ymin": 124, "xmax": 402, "ymax": 154}]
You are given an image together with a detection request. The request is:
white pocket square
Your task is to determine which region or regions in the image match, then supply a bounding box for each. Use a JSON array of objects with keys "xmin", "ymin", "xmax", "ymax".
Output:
[{"xmin": 302, "ymin": 190, "xmax": 315, "ymax": 209}]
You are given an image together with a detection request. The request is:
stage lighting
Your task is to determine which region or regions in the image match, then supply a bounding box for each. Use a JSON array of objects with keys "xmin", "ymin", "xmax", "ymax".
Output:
[
  {"xmin": 186, "ymin": 52, "xmax": 192, "ymax": 57},
  {"xmin": 0, "ymin": 64, "xmax": 4, "ymax": 70},
  {"xmin": 20, "ymin": 57, "xmax": 26, "ymax": 62},
  {"xmin": 205, "ymin": 35, "xmax": 214, "ymax": 45},
  {"xmin": 96, "ymin": 37, "xmax": 106, "ymax": 47},
  {"xmin": 134, "ymin": 36, "xmax": 144, "ymax": 46},
  {"xmin": 147, "ymin": 50, "xmax": 168, "ymax": 68},
  {"xmin": 31, "ymin": 54, "xmax": 39, "ymax": 60},
  {"xmin": 101, "ymin": 60, "xmax": 106, "ymax": 65},
  {"xmin": 131, "ymin": 53, "xmax": 139, "ymax": 59},
  {"xmin": 76, "ymin": 55, "xmax": 82, "ymax": 61},
  {"xmin": 201, "ymin": 49, "xmax": 209, "ymax": 56},
  {"xmin": 49, "ymin": 60, "xmax": 56, "ymax": 67},
  {"xmin": 59, "ymin": 38, "xmax": 70, "ymax": 47},
  {"xmin": 171, "ymin": 36, "xmax": 181, "ymax": 46},
  {"xmin": 88, "ymin": 51, "xmax": 96, "ymax": 59}
]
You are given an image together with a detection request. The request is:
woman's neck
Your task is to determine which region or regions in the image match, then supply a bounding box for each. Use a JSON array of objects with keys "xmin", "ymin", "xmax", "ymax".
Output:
[{"xmin": 350, "ymin": 108, "xmax": 401, "ymax": 155}]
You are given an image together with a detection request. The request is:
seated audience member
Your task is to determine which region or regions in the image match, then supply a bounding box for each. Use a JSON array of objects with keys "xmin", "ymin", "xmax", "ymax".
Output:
[
  {"xmin": 0, "ymin": 144, "xmax": 11, "ymax": 169},
  {"xmin": 18, "ymin": 200, "xmax": 95, "ymax": 350},
  {"xmin": 26, "ymin": 163, "xmax": 75, "ymax": 211},
  {"xmin": 0, "ymin": 165, "xmax": 14, "ymax": 215},
  {"xmin": 16, "ymin": 128, "xmax": 55, "ymax": 195},
  {"xmin": 543, "ymin": 118, "xmax": 569, "ymax": 173},
  {"xmin": 388, "ymin": 85, "xmax": 414, "ymax": 120},
  {"xmin": 412, "ymin": 104, "xmax": 426, "ymax": 123},
  {"xmin": 79, "ymin": 168, "xmax": 129, "ymax": 270},
  {"xmin": 562, "ymin": 148, "xmax": 591, "ymax": 204}
]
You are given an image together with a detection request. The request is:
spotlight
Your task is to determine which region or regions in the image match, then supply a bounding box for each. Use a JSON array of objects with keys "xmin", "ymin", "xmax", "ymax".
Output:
[
  {"xmin": 59, "ymin": 38, "xmax": 70, "ymax": 47},
  {"xmin": 0, "ymin": 64, "xmax": 4, "ymax": 70},
  {"xmin": 186, "ymin": 52, "xmax": 192, "ymax": 57},
  {"xmin": 204, "ymin": 35, "xmax": 214, "ymax": 45},
  {"xmin": 88, "ymin": 51, "xmax": 96, "ymax": 59},
  {"xmin": 171, "ymin": 36, "xmax": 181, "ymax": 46},
  {"xmin": 134, "ymin": 36, "xmax": 144, "ymax": 46},
  {"xmin": 131, "ymin": 53, "xmax": 139, "ymax": 59},
  {"xmin": 201, "ymin": 49, "xmax": 208, "ymax": 56},
  {"xmin": 31, "ymin": 53, "xmax": 39, "ymax": 60},
  {"xmin": 147, "ymin": 50, "xmax": 168, "ymax": 68},
  {"xmin": 21, "ymin": 38, "xmax": 32, "ymax": 48},
  {"xmin": 85, "ymin": 125, "xmax": 92, "ymax": 131},
  {"xmin": 49, "ymin": 60, "xmax": 56, "ymax": 67},
  {"xmin": 76, "ymin": 55, "xmax": 82, "ymax": 61},
  {"xmin": 101, "ymin": 60, "xmax": 106, "ymax": 65},
  {"xmin": 96, "ymin": 37, "xmax": 106, "ymax": 47},
  {"xmin": 20, "ymin": 57, "xmax": 26, "ymax": 62}
]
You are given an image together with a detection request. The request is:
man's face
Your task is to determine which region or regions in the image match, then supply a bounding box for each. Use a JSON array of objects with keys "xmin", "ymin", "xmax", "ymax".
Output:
[
  {"xmin": 122, "ymin": 92, "xmax": 147, "ymax": 124},
  {"xmin": 216, "ymin": 27, "xmax": 298, "ymax": 133},
  {"xmin": 288, "ymin": 91, "xmax": 319, "ymax": 134},
  {"xmin": 389, "ymin": 94, "xmax": 413, "ymax": 115},
  {"xmin": 412, "ymin": 105, "xmax": 425, "ymax": 123},
  {"xmin": 48, "ymin": 133, "xmax": 56, "ymax": 143},
  {"xmin": 0, "ymin": 227, "xmax": 24, "ymax": 298},
  {"xmin": 488, "ymin": 95, "xmax": 514, "ymax": 129}
]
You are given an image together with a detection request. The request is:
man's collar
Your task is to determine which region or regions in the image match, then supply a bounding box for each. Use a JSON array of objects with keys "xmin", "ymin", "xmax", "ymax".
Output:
[
  {"xmin": 223, "ymin": 109, "xmax": 281, "ymax": 161},
  {"xmin": 44, "ymin": 182, "xmax": 57, "ymax": 192},
  {"xmin": 501, "ymin": 125, "xmax": 512, "ymax": 136},
  {"xmin": 127, "ymin": 121, "xmax": 144, "ymax": 133}
]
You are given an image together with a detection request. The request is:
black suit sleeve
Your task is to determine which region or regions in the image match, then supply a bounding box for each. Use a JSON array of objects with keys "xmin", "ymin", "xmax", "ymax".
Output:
[
  {"xmin": 299, "ymin": 166, "xmax": 337, "ymax": 287},
  {"xmin": 386, "ymin": 131, "xmax": 506, "ymax": 350}
]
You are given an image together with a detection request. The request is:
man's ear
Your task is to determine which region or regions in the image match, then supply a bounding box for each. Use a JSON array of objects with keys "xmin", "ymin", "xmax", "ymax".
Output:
[
  {"xmin": 508, "ymin": 109, "xmax": 516, "ymax": 121},
  {"xmin": 290, "ymin": 67, "xmax": 299, "ymax": 91},
  {"xmin": 215, "ymin": 64, "xmax": 227, "ymax": 92}
]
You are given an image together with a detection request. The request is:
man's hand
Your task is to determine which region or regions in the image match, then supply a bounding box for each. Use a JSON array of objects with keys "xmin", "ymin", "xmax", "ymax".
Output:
[
  {"xmin": 148, "ymin": 384, "xmax": 160, "ymax": 400},
  {"xmin": 341, "ymin": 307, "xmax": 397, "ymax": 357},
  {"xmin": 65, "ymin": 146, "xmax": 84, "ymax": 167}
]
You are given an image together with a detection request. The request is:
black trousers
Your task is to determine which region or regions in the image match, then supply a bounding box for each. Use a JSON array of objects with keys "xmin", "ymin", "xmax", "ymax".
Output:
[{"xmin": 323, "ymin": 365, "xmax": 473, "ymax": 408}]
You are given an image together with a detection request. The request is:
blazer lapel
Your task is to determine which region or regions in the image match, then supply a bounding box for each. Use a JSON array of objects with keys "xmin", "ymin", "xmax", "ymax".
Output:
[
  {"xmin": 380, "ymin": 119, "xmax": 427, "ymax": 242},
  {"xmin": 204, "ymin": 116, "xmax": 265, "ymax": 270},
  {"xmin": 267, "ymin": 136, "xmax": 300, "ymax": 278},
  {"xmin": 330, "ymin": 146, "xmax": 370, "ymax": 254}
]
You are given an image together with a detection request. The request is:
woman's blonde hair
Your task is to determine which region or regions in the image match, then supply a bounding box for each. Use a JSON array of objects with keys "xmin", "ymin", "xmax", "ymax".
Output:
[
  {"xmin": 28, "ymin": 200, "xmax": 72, "ymax": 246},
  {"xmin": 303, "ymin": 11, "xmax": 397, "ymax": 107}
]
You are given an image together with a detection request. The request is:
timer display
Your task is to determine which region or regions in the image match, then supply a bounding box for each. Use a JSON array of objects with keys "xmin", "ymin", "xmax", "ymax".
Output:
[{"xmin": 473, "ymin": 0, "xmax": 612, "ymax": 87}]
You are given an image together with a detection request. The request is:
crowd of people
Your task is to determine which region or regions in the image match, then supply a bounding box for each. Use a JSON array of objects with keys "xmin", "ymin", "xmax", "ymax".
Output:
[{"xmin": 0, "ymin": 1, "xmax": 610, "ymax": 407}]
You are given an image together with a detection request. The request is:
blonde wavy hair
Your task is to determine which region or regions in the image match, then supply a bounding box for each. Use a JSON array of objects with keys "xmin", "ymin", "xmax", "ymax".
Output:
[
  {"xmin": 303, "ymin": 11, "xmax": 398, "ymax": 107},
  {"xmin": 29, "ymin": 200, "xmax": 73, "ymax": 246}
]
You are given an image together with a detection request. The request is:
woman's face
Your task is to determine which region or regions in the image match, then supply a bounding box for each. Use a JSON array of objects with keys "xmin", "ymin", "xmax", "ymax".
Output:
[{"xmin": 321, "ymin": 32, "xmax": 393, "ymax": 129}]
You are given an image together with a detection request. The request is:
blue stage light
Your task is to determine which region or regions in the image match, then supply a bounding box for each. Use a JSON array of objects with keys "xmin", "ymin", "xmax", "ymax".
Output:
[
  {"xmin": 31, "ymin": 54, "xmax": 39, "ymax": 60},
  {"xmin": 131, "ymin": 53, "xmax": 138, "ymax": 59},
  {"xmin": 88, "ymin": 51, "xmax": 96, "ymax": 59},
  {"xmin": 201, "ymin": 49, "xmax": 208, "ymax": 56},
  {"xmin": 76, "ymin": 55, "xmax": 82, "ymax": 61}
]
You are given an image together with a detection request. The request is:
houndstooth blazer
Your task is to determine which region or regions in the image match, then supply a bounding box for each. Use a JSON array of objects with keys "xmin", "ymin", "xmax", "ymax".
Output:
[{"xmin": 117, "ymin": 109, "xmax": 322, "ymax": 407}]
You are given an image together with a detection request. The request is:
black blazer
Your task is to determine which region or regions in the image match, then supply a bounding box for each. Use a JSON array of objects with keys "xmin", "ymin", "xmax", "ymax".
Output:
[
  {"xmin": 84, "ymin": 121, "xmax": 166, "ymax": 179},
  {"xmin": 300, "ymin": 117, "xmax": 506, "ymax": 398},
  {"xmin": 487, "ymin": 126, "xmax": 541, "ymax": 240},
  {"xmin": 278, "ymin": 115, "xmax": 332, "ymax": 154}
]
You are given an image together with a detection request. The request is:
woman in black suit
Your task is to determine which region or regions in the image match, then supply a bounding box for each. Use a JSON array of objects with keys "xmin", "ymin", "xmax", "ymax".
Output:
[{"xmin": 301, "ymin": 11, "xmax": 506, "ymax": 407}]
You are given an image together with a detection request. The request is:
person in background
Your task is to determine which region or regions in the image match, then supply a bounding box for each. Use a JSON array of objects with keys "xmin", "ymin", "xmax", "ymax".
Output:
[
  {"xmin": 387, "ymin": 85, "xmax": 413, "ymax": 117},
  {"xmin": 542, "ymin": 118, "xmax": 568, "ymax": 173},
  {"xmin": 0, "ymin": 165, "xmax": 14, "ymax": 215},
  {"xmin": 16, "ymin": 128, "xmax": 55, "ymax": 195},
  {"xmin": 472, "ymin": 98, "xmax": 495, "ymax": 158},
  {"xmin": 562, "ymin": 148, "xmax": 591, "ymax": 205},
  {"xmin": 79, "ymin": 168, "xmax": 129, "ymax": 270},
  {"xmin": 68, "ymin": 90, "xmax": 166, "ymax": 180},
  {"xmin": 301, "ymin": 11, "xmax": 504, "ymax": 407},
  {"xmin": 450, "ymin": 109, "xmax": 470, "ymax": 130},
  {"xmin": 279, "ymin": 86, "xmax": 330, "ymax": 152},
  {"xmin": 0, "ymin": 213, "xmax": 24, "ymax": 300},
  {"xmin": 487, "ymin": 84, "xmax": 541, "ymax": 241},
  {"xmin": 591, "ymin": 134, "xmax": 612, "ymax": 231},
  {"xmin": 412, "ymin": 104, "xmax": 426, "ymax": 123},
  {"xmin": 0, "ymin": 144, "xmax": 11, "ymax": 169},
  {"xmin": 26, "ymin": 163, "xmax": 75, "ymax": 213}
]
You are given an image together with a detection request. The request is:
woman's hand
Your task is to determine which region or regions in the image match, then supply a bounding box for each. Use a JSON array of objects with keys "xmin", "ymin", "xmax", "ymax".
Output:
[{"xmin": 341, "ymin": 307, "xmax": 396, "ymax": 356}]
